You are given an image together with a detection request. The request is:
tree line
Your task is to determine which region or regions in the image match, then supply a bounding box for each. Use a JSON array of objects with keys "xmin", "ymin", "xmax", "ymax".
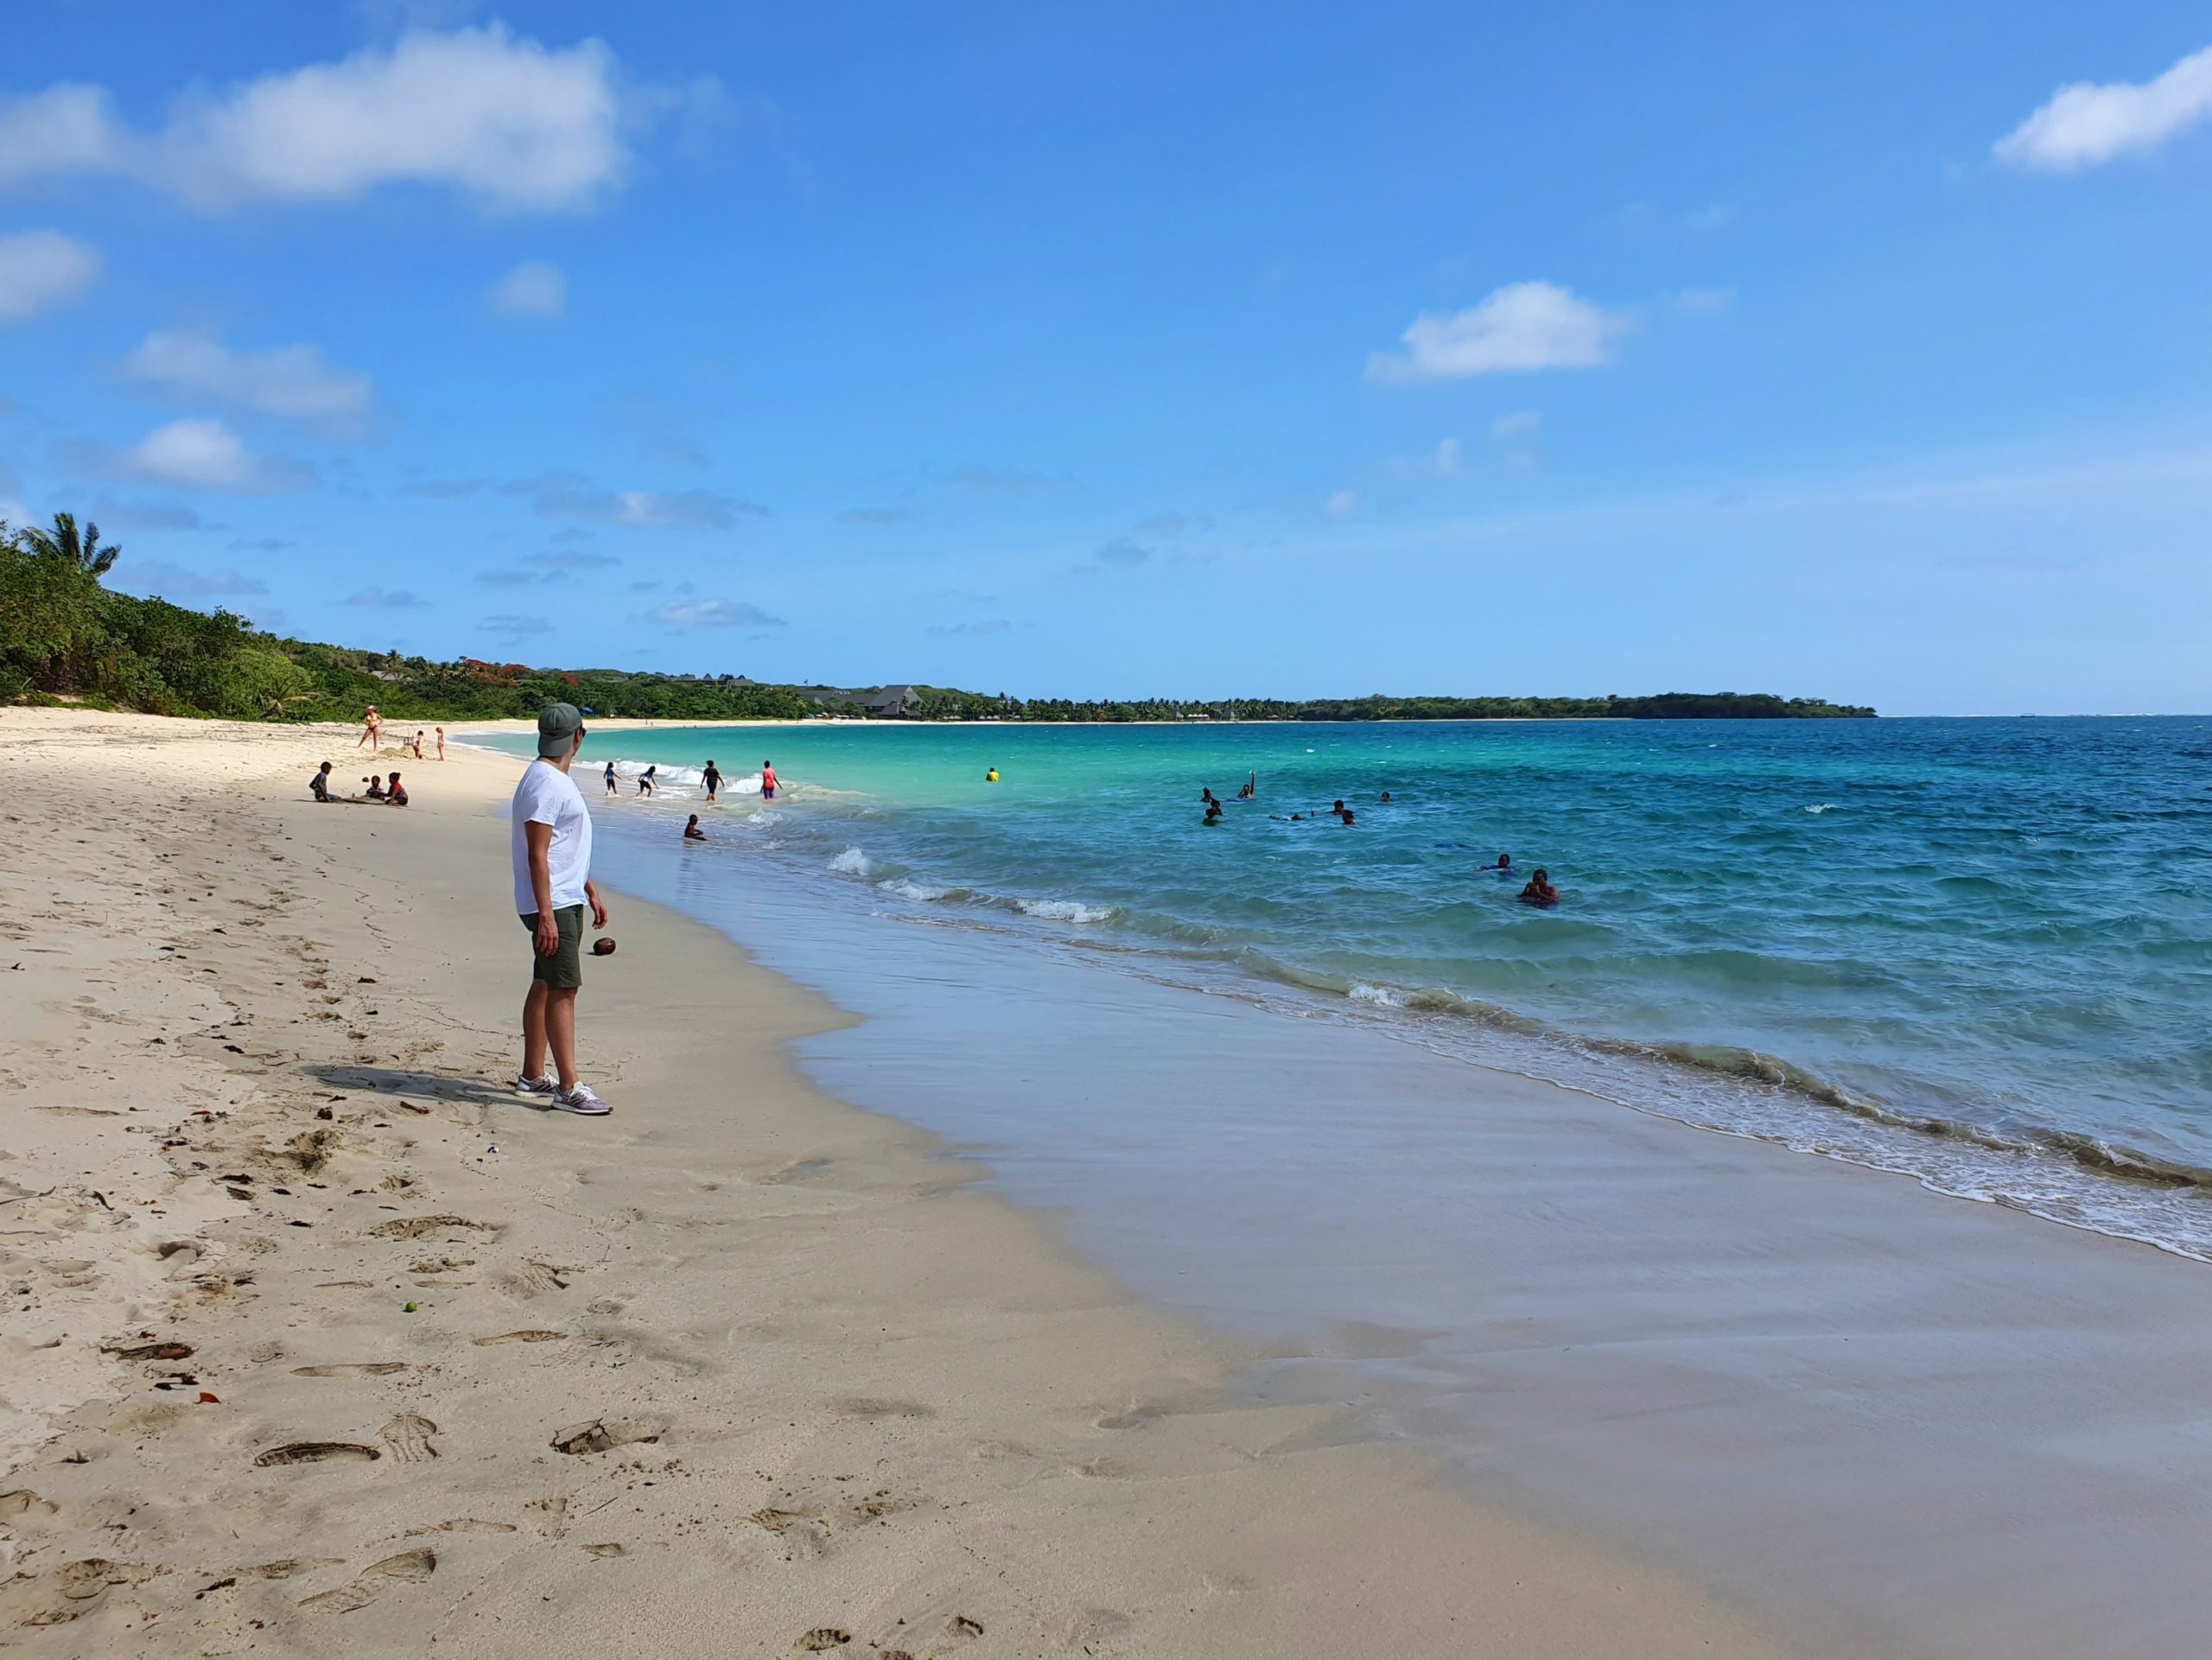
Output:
[{"xmin": 3, "ymin": 514, "xmax": 1873, "ymax": 722}]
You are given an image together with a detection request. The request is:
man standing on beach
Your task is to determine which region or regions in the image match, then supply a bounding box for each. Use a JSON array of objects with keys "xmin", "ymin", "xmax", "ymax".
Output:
[{"xmin": 512, "ymin": 703, "xmax": 612, "ymax": 1115}]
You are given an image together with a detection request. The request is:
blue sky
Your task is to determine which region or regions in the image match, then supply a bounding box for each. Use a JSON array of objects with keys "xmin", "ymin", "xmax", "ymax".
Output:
[{"xmin": 3, "ymin": 3, "xmax": 2210, "ymax": 714}]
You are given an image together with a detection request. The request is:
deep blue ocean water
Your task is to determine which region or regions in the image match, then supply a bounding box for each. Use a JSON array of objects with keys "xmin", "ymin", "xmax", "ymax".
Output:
[{"xmin": 477, "ymin": 717, "xmax": 2212, "ymax": 1256}]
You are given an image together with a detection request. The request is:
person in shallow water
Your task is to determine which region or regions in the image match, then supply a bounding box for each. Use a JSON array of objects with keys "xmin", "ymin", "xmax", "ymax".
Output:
[
  {"xmin": 638, "ymin": 765, "xmax": 657, "ymax": 797},
  {"xmin": 1202, "ymin": 787, "xmax": 1222, "ymax": 810},
  {"xmin": 1203, "ymin": 799, "xmax": 1224, "ymax": 825},
  {"xmin": 702, "ymin": 760, "xmax": 721, "ymax": 803},
  {"xmin": 1518, "ymin": 868, "xmax": 1560, "ymax": 906},
  {"xmin": 1237, "ymin": 771, "xmax": 1256, "ymax": 799},
  {"xmin": 603, "ymin": 760, "xmax": 617, "ymax": 796},
  {"xmin": 683, "ymin": 814, "xmax": 705, "ymax": 841},
  {"xmin": 760, "ymin": 760, "xmax": 779, "ymax": 800},
  {"xmin": 986, "ymin": 767, "xmax": 999, "ymax": 783},
  {"xmin": 1483, "ymin": 852, "xmax": 1513, "ymax": 874}
]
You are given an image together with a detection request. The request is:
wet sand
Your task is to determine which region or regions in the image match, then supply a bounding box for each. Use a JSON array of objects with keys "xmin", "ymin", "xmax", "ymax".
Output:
[{"xmin": 0, "ymin": 709, "xmax": 1785, "ymax": 1658}]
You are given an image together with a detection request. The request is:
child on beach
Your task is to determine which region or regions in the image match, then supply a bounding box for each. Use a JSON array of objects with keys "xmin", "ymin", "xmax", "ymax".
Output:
[
  {"xmin": 639, "ymin": 765, "xmax": 657, "ymax": 797},
  {"xmin": 411, "ymin": 730, "xmax": 425, "ymax": 760},
  {"xmin": 435, "ymin": 727, "xmax": 446, "ymax": 761},
  {"xmin": 684, "ymin": 814, "xmax": 705, "ymax": 841},
  {"xmin": 386, "ymin": 772, "xmax": 409, "ymax": 806},
  {"xmin": 1518, "ymin": 868, "xmax": 1560, "ymax": 906},
  {"xmin": 310, "ymin": 761, "xmax": 334, "ymax": 801},
  {"xmin": 760, "ymin": 760, "xmax": 778, "ymax": 800},
  {"xmin": 362, "ymin": 775, "xmax": 386, "ymax": 799},
  {"xmin": 604, "ymin": 760, "xmax": 618, "ymax": 796},
  {"xmin": 702, "ymin": 760, "xmax": 721, "ymax": 803}
]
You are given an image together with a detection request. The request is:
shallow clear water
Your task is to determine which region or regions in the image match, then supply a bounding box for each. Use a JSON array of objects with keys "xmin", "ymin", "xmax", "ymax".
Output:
[{"xmin": 476, "ymin": 717, "xmax": 2212, "ymax": 1256}]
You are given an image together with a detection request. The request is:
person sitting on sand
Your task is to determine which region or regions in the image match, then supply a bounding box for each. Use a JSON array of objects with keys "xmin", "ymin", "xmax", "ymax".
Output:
[
  {"xmin": 702, "ymin": 760, "xmax": 722, "ymax": 804},
  {"xmin": 638, "ymin": 765, "xmax": 657, "ymax": 798},
  {"xmin": 386, "ymin": 772, "xmax": 409, "ymax": 806},
  {"xmin": 603, "ymin": 760, "xmax": 618, "ymax": 796},
  {"xmin": 760, "ymin": 760, "xmax": 779, "ymax": 801},
  {"xmin": 310, "ymin": 761, "xmax": 335, "ymax": 802},
  {"xmin": 1237, "ymin": 772, "xmax": 1256, "ymax": 799},
  {"xmin": 362, "ymin": 774, "xmax": 386, "ymax": 799},
  {"xmin": 684, "ymin": 813, "xmax": 706, "ymax": 841},
  {"xmin": 1518, "ymin": 868, "xmax": 1560, "ymax": 906}
]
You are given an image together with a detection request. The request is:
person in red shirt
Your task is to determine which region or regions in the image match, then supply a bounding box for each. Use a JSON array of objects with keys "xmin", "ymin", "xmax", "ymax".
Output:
[{"xmin": 760, "ymin": 760, "xmax": 779, "ymax": 801}]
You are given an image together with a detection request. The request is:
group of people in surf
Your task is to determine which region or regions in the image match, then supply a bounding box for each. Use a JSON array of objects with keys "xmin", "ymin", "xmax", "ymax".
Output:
[{"xmin": 1199, "ymin": 769, "xmax": 1562, "ymax": 906}]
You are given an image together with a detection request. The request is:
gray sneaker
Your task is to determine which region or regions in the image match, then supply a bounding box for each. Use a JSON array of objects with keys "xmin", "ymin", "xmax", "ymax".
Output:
[
  {"xmin": 551, "ymin": 1083, "xmax": 611, "ymax": 1116},
  {"xmin": 513, "ymin": 1072, "xmax": 558, "ymax": 1097}
]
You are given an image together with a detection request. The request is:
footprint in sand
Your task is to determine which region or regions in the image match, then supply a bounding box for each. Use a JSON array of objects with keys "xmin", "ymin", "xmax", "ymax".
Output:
[
  {"xmin": 379, "ymin": 1412, "xmax": 440, "ymax": 1462},
  {"xmin": 254, "ymin": 1441, "xmax": 382, "ymax": 1467},
  {"xmin": 406, "ymin": 1518, "xmax": 517, "ymax": 1536},
  {"xmin": 0, "ymin": 1557, "xmax": 151, "ymax": 1627},
  {"xmin": 793, "ymin": 1630, "xmax": 851, "ymax": 1651},
  {"xmin": 550, "ymin": 1418, "xmax": 661, "ymax": 1456},
  {"xmin": 582, "ymin": 1542, "xmax": 626, "ymax": 1558},
  {"xmin": 297, "ymin": 1548, "xmax": 436, "ymax": 1614},
  {"xmin": 369, "ymin": 1214, "xmax": 499, "ymax": 1240},
  {"xmin": 473, "ymin": 1329, "xmax": 565, "ymax": 1346},
  {"xmin": 292, "ymin": 1362, "xmax": 408, "ymax": 1377}
]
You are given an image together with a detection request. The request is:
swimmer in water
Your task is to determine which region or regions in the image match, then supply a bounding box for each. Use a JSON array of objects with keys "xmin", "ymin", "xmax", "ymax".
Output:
[
  {"xmin": 1379, "ymin": 790, "xmax": 1392, "ymax": 803},
  {"xmin": 986, "ymin": 767, "xmax": 1000, "ymax": 783},
  {"xmin": 1203, "ymin": 799, "xmax": 1224, "ymax": 825},
  {"xmin": 760, "ymin": 760, "xmax": 778, "ymax": 800},
  {"xmin": 1237, "ymin": 771, "xmax": 1256, "ymax": 799},
  {"xmin": 1482, "ymin": 852, "xmax": 1513, "ymax": 874},
  {"xmin": 603, "ymin": 760, "xmax": 618, "ymax": 796},
  {"xmin": 1518, "ymin": 868, "xmax": 1560, "ymax": 906}
]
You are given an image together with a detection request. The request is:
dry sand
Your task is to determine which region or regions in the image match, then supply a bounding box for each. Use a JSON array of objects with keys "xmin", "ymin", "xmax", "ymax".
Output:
[{"xmin": 0, "ymin": 708, "xmax": 1789, "ymax": 1658}]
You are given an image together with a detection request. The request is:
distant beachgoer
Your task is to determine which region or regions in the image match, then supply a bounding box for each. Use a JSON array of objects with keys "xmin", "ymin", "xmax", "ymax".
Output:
[
  {"xmin": 386, "ymin": 772, "xmax": 408, "ymax": 807},
  {"xmin": 1379, "ymin": 791, "xmax": 1392, "ymax": 803},
  {"xmin": 760, "ymin": 760, "xmax": 779, "ymax": 800},
  {"xmin": 1203, "ymin": 800, "xmax": 1224, "ymax": 825},
  {"xmin": 1338, "ymin": 807, "xmax": 1356, "ymax": 825},
  {"xmin": 986, "ymin": 767, "xmax": 999, "ymax": 783},
  {"xmin": 639, "ymin": 765, "xmax": 657, "ymax": 798},
  {"xmin": 410, "ymin": 730, "xmax": 425, "ymax": 760},
  {"xmin": 362, "ymin": 774, "xmax": 386, "ymax": 800},
  {"xmin": 684, "ymin": 814, "xmax": 705, "ymax": 841},
  {"xmin": 357, "ymin": 705, "xmax": 381, "ymax": 752},
  {"xmin": 1483, "ymin": 853, "xmax": 1513, "ymax": 874},
  {"xmin": 603, "ymin": 760, "xmax": 618, "ymax": 796},
  {"xmin": 435, "ymin": 727, "xmax": 446, "ymax": 761},
  {"xmin": 1202, "ymin": 787, "xmax": 1221, "ymax": 810},
  {"xmin": 1518, "ymin": 868, "xmax": 1560, "ymax": 906},
  {"xmin": 1237, "ymin": 772, "xmax": 1256, "ymax": 799},
  {"xmin": 1332, "ymin": 799, "xmax": 1345, "ymax": 814},
  {"xmin": 310, "ymin": 761, "xmax": 334, "ymax": 802},
  {"xmin": 702, "ymin": 760, "xmax": 722, "ymax": 803}
]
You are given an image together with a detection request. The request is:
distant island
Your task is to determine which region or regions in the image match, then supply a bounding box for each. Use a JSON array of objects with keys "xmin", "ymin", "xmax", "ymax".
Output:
[{"xmin": 3, "ymin": 516, "xmax": 1874, "ymax": 722}]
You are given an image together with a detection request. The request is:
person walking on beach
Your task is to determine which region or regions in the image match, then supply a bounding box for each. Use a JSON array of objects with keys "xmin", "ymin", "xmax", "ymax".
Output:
[
  {"xmin": 702, "ymin": 760, "xmax": 721, "ymax": 804},
  {"xmin": 512, "ymin": 703, "xmax": 611, "ymax": 1115},
  {"xmin": 357, "ymin": 704, "xmax": 381, "ymax": 753},
  {"xmin": 638, "ymin": 765, "xmax": 657, "ymax": 798},
  {"xmin": 760, "ymin": 760, "xmax": 779, "ymax": 801}
]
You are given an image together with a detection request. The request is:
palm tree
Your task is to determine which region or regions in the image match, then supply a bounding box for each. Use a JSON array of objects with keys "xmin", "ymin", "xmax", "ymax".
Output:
[{"xmin": 18, "ymin": 512, "xmax": 121, "ymax": 578}]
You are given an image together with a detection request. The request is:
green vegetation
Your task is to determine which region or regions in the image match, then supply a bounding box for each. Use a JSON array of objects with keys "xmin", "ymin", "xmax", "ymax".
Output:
[{"xmin": 3, "ymin": 514, "xmax": 1873, "ymax": 722}]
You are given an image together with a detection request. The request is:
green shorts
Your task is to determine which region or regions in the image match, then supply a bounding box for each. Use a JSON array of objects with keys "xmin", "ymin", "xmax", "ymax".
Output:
[{"xmin": 521, "ymin": 904, "xmax": 585, "ymax": 989}]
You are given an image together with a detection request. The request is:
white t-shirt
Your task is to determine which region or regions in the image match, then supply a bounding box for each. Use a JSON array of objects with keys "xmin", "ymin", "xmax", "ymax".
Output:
[{"xmin": 511, "ymin": 759, "xmax": 594, "ymax": 916}]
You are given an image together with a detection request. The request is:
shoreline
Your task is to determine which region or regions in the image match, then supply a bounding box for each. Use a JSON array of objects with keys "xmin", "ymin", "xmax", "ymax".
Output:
[{"xmin": 0, "ymin": 708, "xmax": 1787, "ymax": 1657}]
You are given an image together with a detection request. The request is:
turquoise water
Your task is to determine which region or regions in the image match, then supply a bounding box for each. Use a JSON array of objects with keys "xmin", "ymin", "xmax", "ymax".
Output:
[{"xmin": 477, "ymin": 718, "xmax": 2212, "ymax": 1256}]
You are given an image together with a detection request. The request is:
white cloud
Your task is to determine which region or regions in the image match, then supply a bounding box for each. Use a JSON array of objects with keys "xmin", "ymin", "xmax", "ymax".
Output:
[
  {"xmin": 1491, "ymin": 410, "xmax": 1543, "ymax": 438},
  {"xmin": 648, "ymin": 598, "xmax": 785, "ymax": 627},
  {"xmin": 117, "ymin": 328, "xmax": 372, "ymax": 426},
  {"xmin": 1996, "ymin": 43, "xmax": 2212, "ymax": 172},
  {"xmin": 346, "ymin": 588, "xmax": 429, "ymax": 607},
  {"xmin": 489, "ymin": 259, "xmax": 566, "ymax": 315},
  {"xmin": 1323, "ymin": 488, "xmax": 1361, "ymax": 519},
  {"xmin": 1433, "ymin": 437, "xmax": 1464, "ymax": 477},
  {"xmin": 1683, "ymin": 201, "xmax": 1736, "ymax": 232},
  {"xmin": 1368, "ymin": 281, "xmax": 1629, "ymax": 383},
  {"xmin": 69, "ymin": 417, "xmax": 312, "ymax": 494},
  {"xmin": 0, "ymin": 229, "xmax": 104, "ymax": 322},
  {"xmin": 505, "ymin": 472, "xmax": 765, "ymax": 528},
  {"xmin": 1673, "ymin": 287, "xmax": 1734, "ymax": 316},
  {"xmin": 0, "ymin": 24, "xmax": 647, "ymax": 213}
]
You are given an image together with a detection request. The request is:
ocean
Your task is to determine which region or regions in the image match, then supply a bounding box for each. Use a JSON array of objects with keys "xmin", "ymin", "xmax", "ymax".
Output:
[{"xmin": 475, "ymin": 716, "xmax": 2212, "ymax": 1260}]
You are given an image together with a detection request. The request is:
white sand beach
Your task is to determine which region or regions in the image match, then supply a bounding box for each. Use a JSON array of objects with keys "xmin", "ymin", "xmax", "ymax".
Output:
[{"xmin": 0, "ymin": 709, "xmax": 1788, "ymax": 1658}]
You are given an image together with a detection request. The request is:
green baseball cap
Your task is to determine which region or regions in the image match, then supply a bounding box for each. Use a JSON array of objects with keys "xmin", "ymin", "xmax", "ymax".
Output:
[{"xmin": 537, "ymin": 702, "xmax": 583, "ymax": 758}]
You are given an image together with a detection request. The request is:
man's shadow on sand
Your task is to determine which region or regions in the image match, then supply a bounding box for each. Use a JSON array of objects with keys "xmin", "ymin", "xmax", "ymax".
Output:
[{"xmin": 302, "ymin": 1062, "xmax": 518, "ymax": 1110}]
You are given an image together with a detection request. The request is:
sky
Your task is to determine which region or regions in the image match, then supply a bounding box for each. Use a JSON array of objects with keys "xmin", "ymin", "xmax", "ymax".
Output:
[{"xmin": 3, "ymin": 3, "xmax": 2210, "ymax": 715}]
